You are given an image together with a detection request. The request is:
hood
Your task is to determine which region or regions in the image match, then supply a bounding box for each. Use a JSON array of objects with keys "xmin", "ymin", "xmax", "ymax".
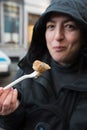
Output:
[
  {"xmin": 41, "ymin": 0, "xmax": 87, "ymax": 27},
  {"xmin": 19, "ymin": 0, "xmax": 87, "ymax": 70}
]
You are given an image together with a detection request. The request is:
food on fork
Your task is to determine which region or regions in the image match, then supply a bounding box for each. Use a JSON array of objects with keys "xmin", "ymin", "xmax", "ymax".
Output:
[
  {"xmin": 32, "ymin": 60, "xmax": 51, "ymax": 75},
  {"xmin": 4, "ymin": 60, "xmax": 51, "ymax": 89}
]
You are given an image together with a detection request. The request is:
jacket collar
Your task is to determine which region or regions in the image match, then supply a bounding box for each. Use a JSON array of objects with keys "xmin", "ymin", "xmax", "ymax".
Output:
[
  {"xmin": 64, "ymin": 74, "xmax": 87, "ymax": 92},
  {"xmin": 34, "ymin": 70, "xmax": 87, "ymax": 93}
]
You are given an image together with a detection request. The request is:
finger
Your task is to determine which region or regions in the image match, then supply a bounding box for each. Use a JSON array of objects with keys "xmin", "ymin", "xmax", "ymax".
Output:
[
  {"xmin": 0, "ymin": 87, "xmax": 4, "ymax": 95},
  {"xmin": 0, "ymin": 88, "xmax": 12, "ymax": 104},
  {"xmin": 0, "ymin": 89, "xmax": 14, "ymax": 115},
  {"xmin": 0, "ymin": 88, "xmax": 13, "ymax": 111},
  {"xmin": 11, "ymin": 89, "xmax": 19, "ymax": 110},
  {"xmin": 2, "ymin": 90, "xmax": 13, "ymax": 111},
  {"xmin": 2, "ymin": 89, "xmax": 19, "ymax": 115},
  {"xmin": 12, "ymin": 89, "xmax": 18, "ymax": 103}
]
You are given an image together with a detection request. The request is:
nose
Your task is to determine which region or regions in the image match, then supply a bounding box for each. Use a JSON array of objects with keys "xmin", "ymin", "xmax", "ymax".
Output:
[{"xmin": 54, "ymin": 27, "xmax": 64, "ymax": 41}]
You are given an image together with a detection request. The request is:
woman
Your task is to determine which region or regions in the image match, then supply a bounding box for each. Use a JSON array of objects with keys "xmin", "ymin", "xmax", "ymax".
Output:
[{"xmin": 0, "ymin": 0, "xmax": 87, "ymax": 130}]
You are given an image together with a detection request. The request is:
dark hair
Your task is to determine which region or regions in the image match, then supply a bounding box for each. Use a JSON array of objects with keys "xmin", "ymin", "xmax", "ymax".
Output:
[{"xmin": 26, "ymin": 20, "xmax": 50, "ymax": 67}]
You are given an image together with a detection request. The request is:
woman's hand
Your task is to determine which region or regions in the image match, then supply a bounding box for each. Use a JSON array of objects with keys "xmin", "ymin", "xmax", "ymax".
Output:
[{"xmin": 0, "ymin": 87, "xmax": 20, "ymax": 115}]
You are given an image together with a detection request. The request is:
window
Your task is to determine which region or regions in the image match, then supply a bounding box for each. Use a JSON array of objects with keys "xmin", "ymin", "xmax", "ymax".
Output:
[
  {"xmin": 28, "ymin": 14, "xmax": 40, "ymax": 46},
  {"xmin": 4, "ymin": 4, "xmax": 19, "ymax": 33},
  {"xmin": 4, "ymin": 4, "xmax": 20, "ymax": 43}
]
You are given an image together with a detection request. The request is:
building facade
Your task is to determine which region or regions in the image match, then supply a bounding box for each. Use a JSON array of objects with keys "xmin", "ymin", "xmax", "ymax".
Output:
[
  {"xmin": 24, "ymin": 0, "xmax": 50, "ymax": 48},
  {"xmin": 0, "ymin": 0, "xmax": 50, "ymax": 58},
  {"xmin": 0, "ymin": 0, "xmax": 23, "ymax": 45}
]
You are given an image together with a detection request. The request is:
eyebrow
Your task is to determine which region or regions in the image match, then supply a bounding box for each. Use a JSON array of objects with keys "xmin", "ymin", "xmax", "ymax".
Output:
[{"xmin": 47, "ymin": 18, "xmax": 75, "ymax": 23}]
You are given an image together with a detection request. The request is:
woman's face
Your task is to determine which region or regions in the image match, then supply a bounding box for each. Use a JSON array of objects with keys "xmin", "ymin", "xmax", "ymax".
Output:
[{"xmin": 45, "ymin": 14, "xmax": 82, "ymax": 65}]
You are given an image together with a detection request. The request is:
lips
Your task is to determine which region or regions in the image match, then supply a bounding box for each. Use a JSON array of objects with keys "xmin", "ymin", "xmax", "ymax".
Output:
[{"xmin": 53, "ymin": 46, "xmax": 66, "ymax": 52}]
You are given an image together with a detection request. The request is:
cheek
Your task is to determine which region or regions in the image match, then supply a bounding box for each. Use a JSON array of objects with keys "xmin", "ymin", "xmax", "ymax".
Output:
[
  {"xmin": 45, "ymin": 32, "xmax": 51, "ymax": 43},
  {"xmin": 67, "ymin": 33, "xmax": 81, "ymax": 47},
  {"xmin": 45, "ymin": 30, "xmax": 55, "ymax": 44},
  {"xmin": 45, "ymin": 33, "xmax": 51, "ymax": 50},
  {"xmin": 67, "ymin": 40, "xmax": 81, "ymax": 55}
]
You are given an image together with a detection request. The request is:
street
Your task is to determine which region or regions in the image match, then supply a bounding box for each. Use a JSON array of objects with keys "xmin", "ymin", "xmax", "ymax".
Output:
[{"xmin": 0, "ymin": 61, "xmax": 18, "ymax": 87}]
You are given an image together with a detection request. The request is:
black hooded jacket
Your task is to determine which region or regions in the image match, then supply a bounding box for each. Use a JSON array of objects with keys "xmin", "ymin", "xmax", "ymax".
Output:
[{"xmin": 0, "ymin": 0, "xmax": 87, "ymax": 130}]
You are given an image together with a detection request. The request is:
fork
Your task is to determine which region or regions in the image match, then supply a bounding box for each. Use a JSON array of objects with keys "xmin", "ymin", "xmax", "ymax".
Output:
[{"xmin": 4, "ymin": 71, "xmax": 39, "ymax": 90}]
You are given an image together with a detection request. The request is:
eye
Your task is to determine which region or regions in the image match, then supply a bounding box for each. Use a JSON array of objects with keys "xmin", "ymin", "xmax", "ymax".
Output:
[
  {"xmin": 46, "ymin": 23, "xmax": 55, "ymax": 31},
  {"xmin": 64, "ymin": 23, "xmax": 78, "ymax": 31}
]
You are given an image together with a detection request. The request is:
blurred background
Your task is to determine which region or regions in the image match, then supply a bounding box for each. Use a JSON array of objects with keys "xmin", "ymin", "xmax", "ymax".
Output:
[{"xmin": 0, "ymin": 0, "xmax": 51, "ymax": 88}]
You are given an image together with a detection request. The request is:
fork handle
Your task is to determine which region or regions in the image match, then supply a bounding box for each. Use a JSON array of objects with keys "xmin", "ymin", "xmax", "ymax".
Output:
[{"xmin": 4, "ymin": 75, "xmax": 30, "ymax": 90}]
